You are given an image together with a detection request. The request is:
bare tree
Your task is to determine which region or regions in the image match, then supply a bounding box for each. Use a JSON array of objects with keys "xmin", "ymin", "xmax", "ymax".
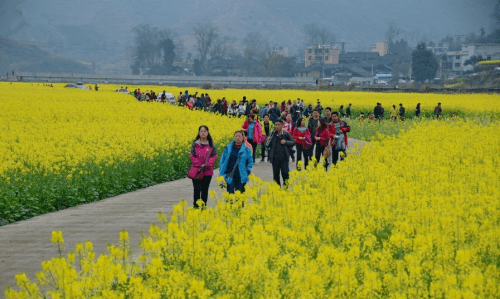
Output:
[
  {"xmin": 303, "ymin": 23, "xmax": 334, "ymax": 46},
  {"xmin": 209, "ymin": 36, "xmax": 239, "ymax": 59},
  {"xmin": 242, "ymin": 32, "xmax": 270, "ymax": 76},
  {"xmin": 385, "ymin": 21, "xmax": 404, "ymax": 53},
  {"xmin": 193, "ymin": 22, "xmax": 219, "ymax": 72}
]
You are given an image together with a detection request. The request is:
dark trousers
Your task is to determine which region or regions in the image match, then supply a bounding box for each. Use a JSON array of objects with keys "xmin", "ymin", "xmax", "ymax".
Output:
[
  {"xmin": 260, "ymin": 142, "xmax": 268, "ymax": 161},
  {"xmin": 227, "ymin": 176, "xmax": 246, "ymax": 194},
  {"xmin": 272, "ymin": 159, "xmax": 289, "ymax": 186},
  {"xmin": 330, "ymin": 147, "xmax": 346, "ymax": 167},
  {"xmin": 248, "ymin": 139, "xmax": 258, "ymax": 162},
  {"xmin": 192, "ymin": 175, "xmax": 212, "ymax": 208},
  {"xmin": 315, "ymin": 144, "xmax": 329, "ymax": 169},
  {"xmin": 296, "ymin": 144, "xmax": 309, "ymax": 170}
]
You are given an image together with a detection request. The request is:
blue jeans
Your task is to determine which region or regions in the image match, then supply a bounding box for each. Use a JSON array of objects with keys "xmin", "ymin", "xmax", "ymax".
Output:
[{"xmin": 227, "ymin": 176, "xmax": 246, "ymax": 194}]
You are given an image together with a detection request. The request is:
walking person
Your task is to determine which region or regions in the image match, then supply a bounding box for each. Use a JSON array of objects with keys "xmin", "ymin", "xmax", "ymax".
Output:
[
  {"xmin": 292, "ymin": 118, "xmax": 311, "ymax": 170},
  {"xmin": 434, "ymin": 103, "xmax": 442, "ymax": 119},
  {"xmin": 345, "ymin": 103, "xmax": 352, "ymax": 119},
  {"xmin": 283, "ymin": 113, "xmax": 295, "ymax": 162},
  {"xmin": 390, "ymin": 105, "xmax": 398, "ymax": 121},
  {"xmin": 415, "ymin": 103, "xmax": 421, "ymax": 118},
  {"xmin": 219, "ymin": 131, "xmax": 254, "ymax": 194},
  {"xmin": 314, "ymin": 118, "xmax": 330, "ymax": 169},
  {"xmin": 267, "ymin": 120, "xmax": 296, "ymax": 187},
  {"xmin": 242, "ymin": 114, "xmax": 264, "ymax": 163},
  {"xmin": 328, "ymin": 112, "xmax": 350, "ymax": 166},
  {"xmin": 260, "ymin": 113, "xmax": 274, "ymax": 163},
  {"xmin": 188, "ymin": 126, "xmax": 218, "ymax": 208},
  {"xmin": 307, "ymin": 109, "xmax": 322, "ymax": 159},
  {"xmin": 399, "ymin": 103, "xmax": 406, "ymax": 121}
]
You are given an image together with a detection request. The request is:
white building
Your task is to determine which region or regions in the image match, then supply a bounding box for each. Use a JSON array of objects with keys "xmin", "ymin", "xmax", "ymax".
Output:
[{"xmin": 447, "ymin": 43, "xmax": 500, "ymax": 73}]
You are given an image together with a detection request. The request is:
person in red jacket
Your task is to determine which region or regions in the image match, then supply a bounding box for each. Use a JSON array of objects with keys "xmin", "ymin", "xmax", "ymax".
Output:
[
  {"xmin": 292, "ymin": 117, "xmax": 311, "ymax": 170},
  {"xmin": 314, "ymin": 118, "xmax": 330, "ymax": 169},
  {"xmin": 328, "ymin": 112, "xmax": 350, "ymax": 166},
  {"xmin": 189, "ymin": 126, "xmax": 218, "ymax": 208}
]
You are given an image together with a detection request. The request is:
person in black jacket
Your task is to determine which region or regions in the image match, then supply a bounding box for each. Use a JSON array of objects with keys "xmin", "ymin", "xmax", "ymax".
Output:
[
  {"xmin": 267, "ymin": 120, "xmax": 296, "ymax": 187},
  {"xmin": 374, "ymin": 102, "xmax": 384, "ymax": 122},
  {"xmin": 269, "ymin": 102, "xmax": 281, "ymax": 124}
]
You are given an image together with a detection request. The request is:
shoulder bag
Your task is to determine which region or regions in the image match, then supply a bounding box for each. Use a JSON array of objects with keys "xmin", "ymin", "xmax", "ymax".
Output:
[{"xmin": 188, "ymin": 147, "xmax": 213, "ymax": 180}]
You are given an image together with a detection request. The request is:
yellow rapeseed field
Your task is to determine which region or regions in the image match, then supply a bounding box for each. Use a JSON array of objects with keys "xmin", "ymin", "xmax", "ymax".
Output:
[
  {"xmin": 6, "ymin": 118, "xmax": 500, "ymax": 298},
  {"xmin": 2, "ymin": 83, "xmax": 500, "ymax": 297}
]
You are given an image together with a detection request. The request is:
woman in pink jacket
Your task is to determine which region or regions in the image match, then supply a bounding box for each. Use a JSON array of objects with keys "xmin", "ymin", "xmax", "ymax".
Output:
[
  {"xmin": 189, "ymin": 126, "xmax": 218, "ymax": 208},
  {"xmin": 241, "ymin": 114, "xmax": 264, "ymax": 163}
]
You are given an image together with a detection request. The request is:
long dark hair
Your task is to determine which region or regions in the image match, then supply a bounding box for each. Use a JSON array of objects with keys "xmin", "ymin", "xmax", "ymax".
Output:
[
  {"xmin": 319, "ymin": 118, "xmax": 328, "ymax": 129},
  {"xmin": 296, "ymin": 117, "xmax": 305, "ymax": 128},
  {"xmin": 194, "ymin": 125, "xmax": 214, "ymax": 147}
]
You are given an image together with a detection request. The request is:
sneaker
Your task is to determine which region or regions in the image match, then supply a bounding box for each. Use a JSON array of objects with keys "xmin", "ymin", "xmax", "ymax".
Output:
[{"xmin": 260, "ymin": 159, "xmax": 265, "ymax": 163}]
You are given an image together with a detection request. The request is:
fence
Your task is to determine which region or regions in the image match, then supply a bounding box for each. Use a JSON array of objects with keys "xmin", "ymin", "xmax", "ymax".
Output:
[{"xmin": 10, "ymin": 72, "xmax": 315, "ymax": 87}]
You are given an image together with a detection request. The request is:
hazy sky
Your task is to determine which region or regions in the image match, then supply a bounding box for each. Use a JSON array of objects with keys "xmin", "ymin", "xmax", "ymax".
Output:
[{"xmin": 6, "ymin": 0, "xmax": 497, "ymax": 55}]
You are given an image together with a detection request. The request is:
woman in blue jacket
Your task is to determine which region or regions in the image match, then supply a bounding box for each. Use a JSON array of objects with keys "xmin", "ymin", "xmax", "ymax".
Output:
[{"xmin": 219, "ymin": 130, "xmax": 254, "ymax": 194}]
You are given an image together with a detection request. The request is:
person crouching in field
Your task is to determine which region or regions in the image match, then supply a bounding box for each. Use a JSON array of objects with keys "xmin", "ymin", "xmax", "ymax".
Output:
[{"xmin": 189, "ymin": 126, "xmax": 218, "ymax": 208}]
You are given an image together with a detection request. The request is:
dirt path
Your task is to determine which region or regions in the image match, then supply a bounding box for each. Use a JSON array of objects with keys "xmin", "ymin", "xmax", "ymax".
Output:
[{"xmin": 0, "ymin": 138, "xmax": 365, "ymax": 294}]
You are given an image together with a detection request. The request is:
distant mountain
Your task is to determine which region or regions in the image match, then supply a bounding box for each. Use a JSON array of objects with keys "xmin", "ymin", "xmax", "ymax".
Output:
[
  {"xmin": 1, "ymin": 0, "xmax": 495, "ymax": 74},
  {"xmin": 0, "ymin": 36, "xmax": 91, "ymax": 75}
]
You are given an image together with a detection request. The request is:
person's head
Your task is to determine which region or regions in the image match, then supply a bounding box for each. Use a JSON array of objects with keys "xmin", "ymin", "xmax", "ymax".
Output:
[
  {"xmin": 293, "ymin": 101, "xmax": 297, "ymax": 105},
  {"xmin": 234, "ymin": 130, "xmax": 245, "ymax": 144},
  {"xmin": 360, "ymin": 112, "xmax": 365, "ymax": 118},
  {"xmin": 288, "ymin": 100, "xmax": 292, "ymax": 104},
  {"xmin": 393, "ymin": 105, "xmax": 396, "ymax": 109},
  {"xmin": 201, "ymin": 93, "xmax": 204, "ymax": 97},
  {"xmin": 438, "ymin": 102, "xmax": 441, "ymax": 106},
  {"xmin": 179, "ymin": 91, "xmax": 182, "ymax": 95},
  {"xmin": 349, "ymin": 103, "xmax": 352, "ymax": 107},
  {"xmin": 399, "ymin": 103, "xmax": 403, "ymax": 107},
  {"xmin": 312, "ymin": 109, "xmax": 320, "ymax": 118},
  {"xmin": 331, "ymin": 112, "xmax": 339, "ymax": 123},
  {"xmin": 247, "ymin": 114, "xmax": 255, "ymax": 123},
  {"xmin": 185, "ymin": 90, "xmax": 188, "ymax": 94},
  {"xmin": 263, "ymin": 113, "xmax": 270, "ymax": 121},
  {"xmin": 286, "ymin": 114, "xmax": 292, "ymax": 122},
  {"xmin": 239, "ymin": 101, "xmax": 243, "ymax": 105},
  {"xmin": 297, "ymin": 117, "xmax": 306, "ymax": 128},
  {"xmin": 308, "ymin": 104, "xmax": 312, "ymax": 108},
  {"xmin": 417, "ymin": 103, "xmax": 421, "ymax": 107},
  {"xmin": 195, "ymin": 126, "xmax": 213, "ymax": 146},
  {"xmin": 274, "ymin": 102, "xmax": 278, "ymax": 106},
  {"xmin": 281, "ymin": 101, "xmax": 286, "ymax": 105},
  {"xmin": 325, "ymin": 107, "xmax": 332, "ymax": 117},
  {"xmin": 340, "ymin": 105, "xmax": 344, "ymax": 109},
  {"xmin": 264, "ymin": 104, "xmax": 269, "ymax": 107},
  {"xmin": 275, "ymin": 119, "xmax": 284, "ymax": 132},
  {"xmin": 243, "ymin": 96, "xmax": 246, "ymax": 101},
  {"xmin": 369, "ymin": 113, "xmax": 375, "ymax": 120},
  {"xmin": 319, "ymin": 118, "xmax": 327, "ymax": 129}
]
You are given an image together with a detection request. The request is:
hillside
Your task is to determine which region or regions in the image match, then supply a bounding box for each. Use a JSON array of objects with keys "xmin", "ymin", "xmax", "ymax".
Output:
[
  {"xmin": 0, "ymin": 36, "xmax": 91, "ymax": 75},
  {"xmin": 1, "ymin": 0, "xmax": 495, "ymax": 74}
]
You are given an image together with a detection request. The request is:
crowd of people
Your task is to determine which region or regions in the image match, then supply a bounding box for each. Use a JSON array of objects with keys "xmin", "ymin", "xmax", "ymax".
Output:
[
  {"xmin": 185, "ymin": 95, "xmax": 358, "ymax": 208},
  {"xmin": 130, "ymin": 88, "xmax": 447, "ymax": 208}
]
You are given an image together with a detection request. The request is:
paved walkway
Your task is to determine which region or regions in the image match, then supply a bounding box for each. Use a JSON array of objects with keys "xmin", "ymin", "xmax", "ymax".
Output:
[{"xmin": 0, "ymin": 139, "xmax": 365, "ymax": 294}]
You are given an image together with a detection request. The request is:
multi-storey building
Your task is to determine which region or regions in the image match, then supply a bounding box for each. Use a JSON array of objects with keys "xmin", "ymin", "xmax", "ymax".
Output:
[{"xmin": 304, "ymin": 44, "xmax": 339, "ymax": 67}]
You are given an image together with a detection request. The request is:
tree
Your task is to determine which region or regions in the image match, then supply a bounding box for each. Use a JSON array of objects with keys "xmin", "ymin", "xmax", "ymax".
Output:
[
  {"xmin": 464, "ymin": 55, "xmax": 483, "ymax": 66},
  {"xmin": 411, "ymin": 43, "xmax": 439, "ymax": 83},
  {"xmin": 209, "ymin": 36, "xmax": 239, "ymax": 59},
  {"xmin": 242, "ymin": 32, "xmax": 270, "ymax": 76},
  {"xmin": 261, "ymin": 54, "xmax": 295, "ymax": 77},
  {"xmin": 193, "ymin": 22, "xmax": 219, "ymax": 73},
  {"xmin": 389, "ymin": 38, "xmax": 411, "ymax": 55},
  {"xmin": 303, "ymin": 23, "xmax": 334, "ymax": 46},
  {"xmin": 385, "ymin": 21, "xmax": 403, "ymax": 53},
  {"xmin": 391, "ymin": 60, "xmax": 400, "ymax": 84},
  {"xmin": 130, "ymin": 25, "xmax": 176, "ymax": 75}
]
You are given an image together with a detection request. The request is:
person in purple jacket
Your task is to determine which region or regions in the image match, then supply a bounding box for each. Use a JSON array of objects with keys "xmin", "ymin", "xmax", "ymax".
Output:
[{"xmin": 189, "ymin": 126, "xmax": 218, "ymax": 208}]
